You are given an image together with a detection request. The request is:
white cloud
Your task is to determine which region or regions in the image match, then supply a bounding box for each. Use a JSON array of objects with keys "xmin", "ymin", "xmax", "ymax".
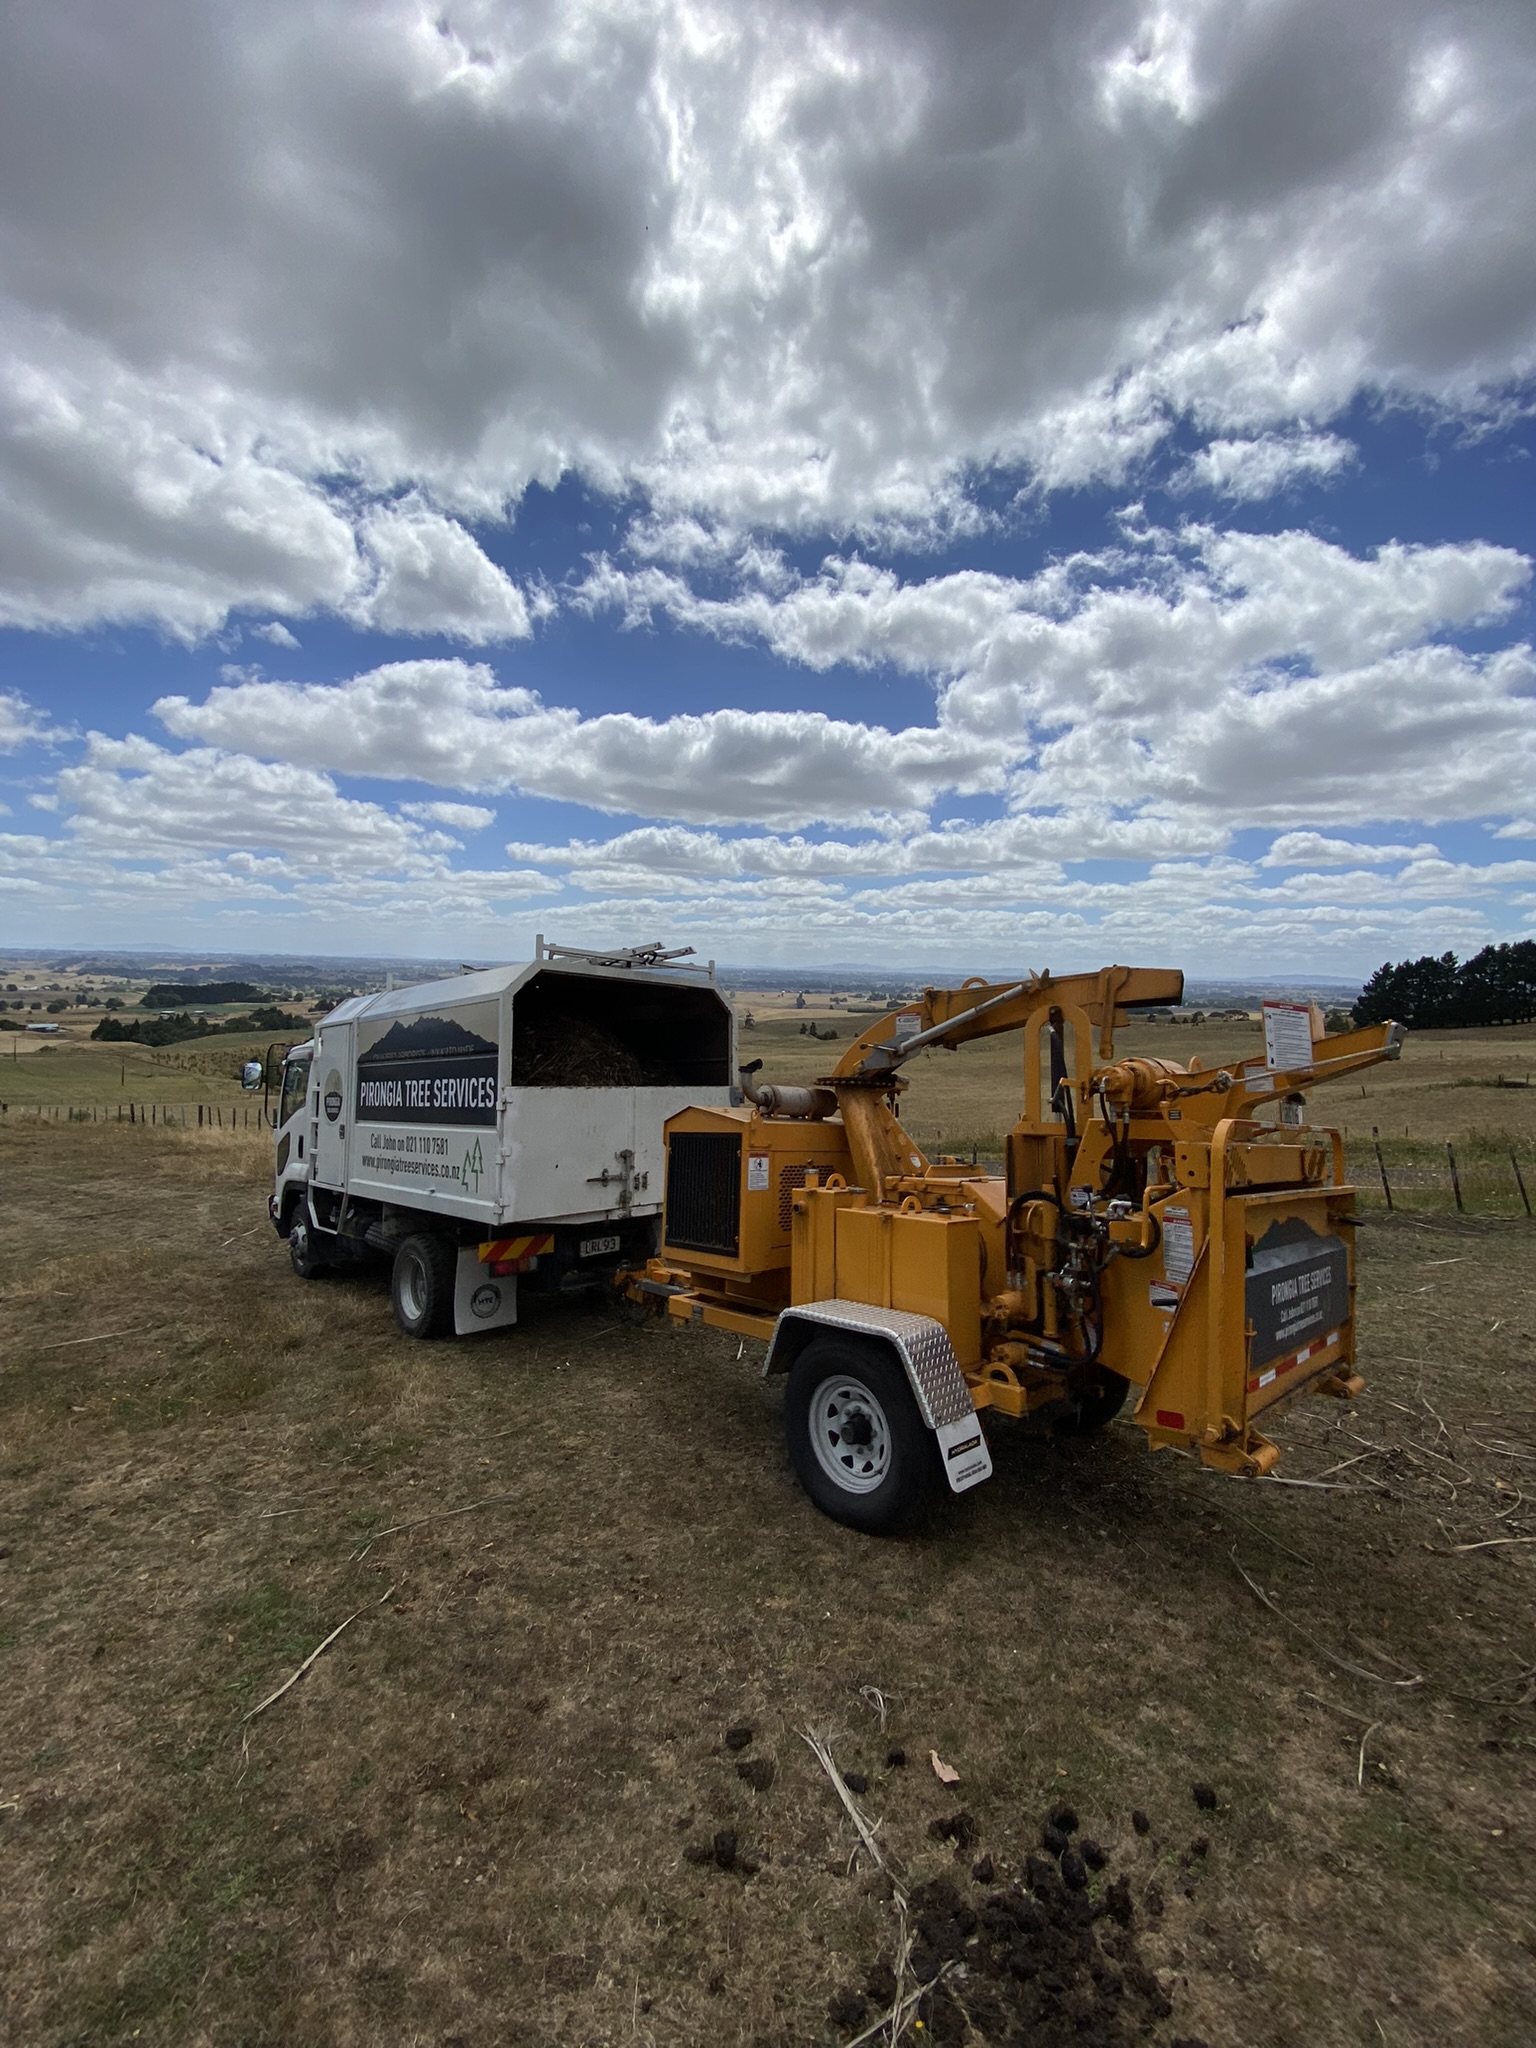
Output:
[
  {"xmin": 251, "ymin": 621, "xmax": 300, "ymax": 649},
  {"xmin": 0, "ymin": 0, "xmax": 1532, "ymax": 638},
  {"xmin": 1175, "ymin": 433, "xmax": 1355, "ymax": 501},
  {"xmin": 0, "ymin": 690, "xmax": 52, "ymax": 752},
  {"xmin": 155, "ymin": 658, "xmax": 1000, "ymax": 829},
  {"xmin": 1261, "ymin": 831, "xmax": 1439, "ymax": 867},
  {"xmin": 349, "ymin": 502, "xmax": 530, "ymax": 642},
  {"xmin": 1490, "ymin": 818, "xmax": 1536, "ymax": 840},
  {"xmin": 152, "ymin": 522, "xmax": 1536, "ymax": 844},
  {"xmin": 402, "ymin": 800, "xmax": 497, "ymax": 832}
]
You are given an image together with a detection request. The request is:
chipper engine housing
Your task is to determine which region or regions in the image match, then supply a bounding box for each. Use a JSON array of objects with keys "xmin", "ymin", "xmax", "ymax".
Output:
[{"xmin": 628, "ymin": 967, "xmax": 1403, "ymax": 1529}]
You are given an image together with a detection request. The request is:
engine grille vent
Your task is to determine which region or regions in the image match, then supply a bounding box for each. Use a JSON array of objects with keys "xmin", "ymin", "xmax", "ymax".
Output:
[
  {"xmin": 778, "ymin": 1163, "xmax": 812, "ymax": 1232},
  {"xmin": 665, "ymin": 1131, "xmax": 741, "ymax": 1256}
]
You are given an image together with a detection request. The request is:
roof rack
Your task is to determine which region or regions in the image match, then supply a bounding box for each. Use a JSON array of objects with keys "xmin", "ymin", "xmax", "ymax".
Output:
[{"xmin": 533, "ymin": 936, "xmax": 714, "ymax": 978}]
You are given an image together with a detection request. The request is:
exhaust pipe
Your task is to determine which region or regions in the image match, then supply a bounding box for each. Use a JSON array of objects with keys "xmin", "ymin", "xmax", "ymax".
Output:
[{"xmin": 738, "ymin": 1059, "xmax": 837, "ymax": 1121}]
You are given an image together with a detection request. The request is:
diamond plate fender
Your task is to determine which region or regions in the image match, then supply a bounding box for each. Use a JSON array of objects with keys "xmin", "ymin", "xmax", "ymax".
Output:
[{"xmin": 764, "ymin": 1300, "xmax": 992, "ymax": 1493}]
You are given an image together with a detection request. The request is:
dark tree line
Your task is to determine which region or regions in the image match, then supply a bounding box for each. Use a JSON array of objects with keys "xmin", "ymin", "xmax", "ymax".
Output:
[{"xmin": 1353, "ymin": 942, "xmax": 1536, "ymax": 1028}]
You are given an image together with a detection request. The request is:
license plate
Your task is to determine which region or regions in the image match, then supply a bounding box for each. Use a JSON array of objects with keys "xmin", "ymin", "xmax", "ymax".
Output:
[{"xmin": 579, "ymin": 1234, "xmax": 621, "ymax": 1259}]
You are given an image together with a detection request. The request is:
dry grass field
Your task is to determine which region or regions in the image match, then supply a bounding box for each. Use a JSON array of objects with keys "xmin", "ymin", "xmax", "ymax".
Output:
[{"xmin": 3, "ymin": 1113, "xmax": 1535, "ymax": 2046}]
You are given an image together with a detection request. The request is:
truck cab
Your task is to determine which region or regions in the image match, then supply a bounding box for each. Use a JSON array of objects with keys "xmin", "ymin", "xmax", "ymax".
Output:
[{"xmin": 269, "ymin": 1040, "xmax": 315, "ymax": 1263}]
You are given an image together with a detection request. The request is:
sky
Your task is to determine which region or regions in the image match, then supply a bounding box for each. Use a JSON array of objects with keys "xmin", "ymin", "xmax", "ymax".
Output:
[{"xmin": 1, "ymin": 0, "xmax": 1534, "ymax": 979}]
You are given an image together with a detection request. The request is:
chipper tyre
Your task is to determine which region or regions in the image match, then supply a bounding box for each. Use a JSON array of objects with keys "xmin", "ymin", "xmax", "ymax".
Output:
[
  {"xmin": 391, "ymin": 1234, "xmax": 457, "ymax": 1339},
  {"xmin": 784, "ymin": 1336, "xmax": 936, "ymax": 1534},
  {"xmin": 1057, "ymin": 1368, "xmax": 1132, "ymax": 1435}
]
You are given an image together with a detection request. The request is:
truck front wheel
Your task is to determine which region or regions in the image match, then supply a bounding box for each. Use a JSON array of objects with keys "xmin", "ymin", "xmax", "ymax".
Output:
[
  {"xmin": 289, "ymin": 1213, "xmax": 329, "ymax": 1280},
  {"xmin": 784, "ymin": 1336, "xmax": 936, "ymax": 1534},
  {"xmin": 391, "ymin": 1234, "xmax": 456, "ymax": 1339}
]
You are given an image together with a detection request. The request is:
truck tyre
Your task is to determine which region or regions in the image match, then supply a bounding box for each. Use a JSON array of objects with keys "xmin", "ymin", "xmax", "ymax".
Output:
[
  {"xmin": 391, "ymin": 1234, "xmax": 456, "ymax": 1339},
  {"xmin": 784, "ymin": 1336, "xmax": 936, "ymax": 1534},
  {"xmin": 1058, "ymin": 1368, "xmax": 1132, "ymax": 1435},
  {"xmin": 289, "ymin": 1213, "xmax": 329, "ymax": 1280}
]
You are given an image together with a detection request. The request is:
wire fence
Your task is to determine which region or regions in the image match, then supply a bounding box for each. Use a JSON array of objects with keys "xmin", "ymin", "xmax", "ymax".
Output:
[
  {"xmin": 0, "ymin": 1101, "xmax": 276, "ymax": 1129},
  {"xmin": 5, "ymin": 1105, "xmax": 1534, "ymax": 1216}
]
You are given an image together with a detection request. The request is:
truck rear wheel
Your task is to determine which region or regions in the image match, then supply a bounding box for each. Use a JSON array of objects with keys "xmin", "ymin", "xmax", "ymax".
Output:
[
  {"xmin": 784, "ymin": 1336, "xmax": 936, "ymax": 1534},
  {"xmin": 391, "ymin": 1234, "xmax": 456, "ymax": 1339}
]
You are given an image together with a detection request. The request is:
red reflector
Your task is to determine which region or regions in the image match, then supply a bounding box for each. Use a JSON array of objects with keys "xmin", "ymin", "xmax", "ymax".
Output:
[{"xmin": 1155, "ymin": 1410, "xmax": 1185, "ymax": 1431}]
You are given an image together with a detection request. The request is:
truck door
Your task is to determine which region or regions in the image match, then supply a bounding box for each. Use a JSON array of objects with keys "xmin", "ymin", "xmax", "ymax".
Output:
[{"xmin": 312, "ymin": 1023, "xmax": 352, "ymax": 1189}]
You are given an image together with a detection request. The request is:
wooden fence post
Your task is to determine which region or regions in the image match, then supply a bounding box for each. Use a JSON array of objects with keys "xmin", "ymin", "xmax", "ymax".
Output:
[
  {"xmin": 1371, "ymin": 1126, "xmax": 1393, "ymax": 1211},
  {"xmin": 1446, "ymin": 1141, "xmax": 1464, "ymax": 1214},
  {"xmin": 1513, "ymin": 1149, "xmax": 1532, "ymax": 1218}
]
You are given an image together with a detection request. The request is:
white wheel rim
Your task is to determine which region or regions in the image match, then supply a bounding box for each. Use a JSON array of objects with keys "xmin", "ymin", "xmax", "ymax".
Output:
[
  {"xmin": 400, "ymin": 1254, "xmax": 428, "ymax": 1320},
  {"xmin": 808, "ymin": 1374, "xmax": 893, "ymax": 1495}
]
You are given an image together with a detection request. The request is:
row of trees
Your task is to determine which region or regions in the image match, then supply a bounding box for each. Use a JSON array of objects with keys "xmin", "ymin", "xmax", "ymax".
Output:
[
  {"xmin": 92, "ymin": 1005, "xmax": 311, "ymax": 1048},
  {"xmin": 1354, "ymin": 942, "xmax": 1536, "ymax": 1029}
]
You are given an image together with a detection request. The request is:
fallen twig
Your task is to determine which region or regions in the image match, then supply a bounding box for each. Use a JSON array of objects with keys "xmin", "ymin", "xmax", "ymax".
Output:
[
  {"xmin": 858, "ymin": 1684, "xmax": 894, "ymax": 1731},
  {"xmin": 800, "ymin": 1727, "xmax": 903, "ymax": 1900},
  {"xmin": 1216, "ymin": 1505, "xmax": 1318, "ymax": 1569},
  {"xmin": 1314, "ymin": 1450, "xmax": 1381, "ymax": 1481},
  {"xmin": 1261, "ymin": 1476, "xmax": 1372, "ymax": 1491},
  {"xmin": 1231, "ymin": 1553, "xmax": 1424, "ymax": 1689},
  {"xmin": 32, "ymin": 1326, "xmax": 153, "ymax": 1353},
  {"xmin": 352, "ymin": 1492, "xmax": 519, "ymax": 1558},
  {"xmin": 845, "ymin": 1959, "xmax": 955, "ymax": 2048},
  {"xmin": 242, "ymin": 1585, "xmax": 394, "ymax": 1722},
  {"xmin": 1357, "ymin": 1721, "xmax": 1383, "ymax": 1788},
  {"xmin": 1302, "ymin": 1691, "xmax": 1382, "ymax": 1727},
  {"xmin": 1437, "ymin": 1535, "xmax": 1536, "ymax": 1554}
]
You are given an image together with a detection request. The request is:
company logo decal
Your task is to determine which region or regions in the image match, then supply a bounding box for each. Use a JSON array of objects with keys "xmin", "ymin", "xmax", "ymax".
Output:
[
  {"xmin": 470, "ymin": 1283, "xmax": 502, "ymax": 1319},
  {"xmin": 355, "ymin": 1007, "xmax": 498, "ymax": 1128}
]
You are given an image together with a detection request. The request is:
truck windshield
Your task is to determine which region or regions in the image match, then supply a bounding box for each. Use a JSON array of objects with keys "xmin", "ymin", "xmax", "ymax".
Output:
[{"xmin": 279, "ymin": 1055, "xmax": 311, "ymax": 1128}]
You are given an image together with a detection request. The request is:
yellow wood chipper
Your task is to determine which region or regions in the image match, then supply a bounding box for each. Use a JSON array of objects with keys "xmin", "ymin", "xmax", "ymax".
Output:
[{"xmin": 625, "ymin": 967, "xmax": 1404, "ymax": 1531}]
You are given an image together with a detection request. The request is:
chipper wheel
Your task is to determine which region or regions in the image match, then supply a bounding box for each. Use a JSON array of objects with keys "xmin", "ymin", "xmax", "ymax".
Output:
[
  {"xmin": 784, "ymin": 1335, "xmax": 936, "ymax": 1534},
  {"xmin": 1056, "ymin": 1368, "xmax": 1132, "ymax": 1435},
  {"xmin": 391, "ymin": 1233, "xmax": 457, "ymax": 1339}
]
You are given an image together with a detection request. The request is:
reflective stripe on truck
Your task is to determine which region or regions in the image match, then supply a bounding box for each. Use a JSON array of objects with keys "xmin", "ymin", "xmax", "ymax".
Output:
[{"xmin": 479, "ymin": 1233, "xmax": 555, "ymax": 1274}]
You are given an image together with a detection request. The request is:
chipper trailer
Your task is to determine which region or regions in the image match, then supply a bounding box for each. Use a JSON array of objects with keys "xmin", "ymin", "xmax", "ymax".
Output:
[
  {"xmin": 625, "ymin": 966, "xmax": 1405, "ymax": 1531},
  {"xmin": 269, "ymin": 940, "xmax": 733, "ymax": 1334}
]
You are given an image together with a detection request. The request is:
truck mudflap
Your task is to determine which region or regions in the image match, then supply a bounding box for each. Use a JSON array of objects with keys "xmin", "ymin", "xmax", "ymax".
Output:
[
  {"xmin": 766, "ymin": 1300, "xmax": 993, "ymax": 1495},
  {"xmin": 454, "ymin": 1247, "xmax": 518, "ymax": 1336}
]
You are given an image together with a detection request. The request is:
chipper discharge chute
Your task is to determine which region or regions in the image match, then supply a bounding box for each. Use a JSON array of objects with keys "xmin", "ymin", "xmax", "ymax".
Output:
[{"xmin": 625, "ymin": 967, "xmax": 1404, "ymax": 1531}]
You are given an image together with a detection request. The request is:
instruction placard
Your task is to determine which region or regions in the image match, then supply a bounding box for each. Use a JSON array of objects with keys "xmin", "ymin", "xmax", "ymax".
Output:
[
  {"xmin": 1262, "ymin": 1001, "xmax": 1313, "ymax": 1073},
  {"xmin": 1161, "ymin": 1207, "xmax": 1195, "ymax": 1288}
]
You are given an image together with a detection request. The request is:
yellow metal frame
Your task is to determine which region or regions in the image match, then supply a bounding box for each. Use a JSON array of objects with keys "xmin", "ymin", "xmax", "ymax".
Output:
[{"xmin": 629, "ymin": 966, "xmax": 1402, "ymax": 1482}]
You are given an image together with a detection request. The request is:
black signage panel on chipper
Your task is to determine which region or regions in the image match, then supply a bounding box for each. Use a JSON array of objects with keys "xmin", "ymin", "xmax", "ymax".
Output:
[{"xmin": 1245, "ymin": 1218, "xmax": 1350, "ymax": 1371}]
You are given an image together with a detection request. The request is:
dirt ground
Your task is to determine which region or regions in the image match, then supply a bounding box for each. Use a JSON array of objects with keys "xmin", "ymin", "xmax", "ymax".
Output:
[{"xmin": 3, "ymin": 1119, "xmax": 1535, "ymax": 2047}]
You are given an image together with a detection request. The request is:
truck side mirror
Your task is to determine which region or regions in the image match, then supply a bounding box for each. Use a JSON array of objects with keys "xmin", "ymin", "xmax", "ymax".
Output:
[{"xmin": 241, "ymin": 1059, "xmax": 264, "ymax": 1091}]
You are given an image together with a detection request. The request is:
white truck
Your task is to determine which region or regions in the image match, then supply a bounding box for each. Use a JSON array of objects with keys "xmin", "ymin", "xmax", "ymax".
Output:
[{"xmin": 269, "ymin": 940, "xmax": 734, "ymax": 1337}]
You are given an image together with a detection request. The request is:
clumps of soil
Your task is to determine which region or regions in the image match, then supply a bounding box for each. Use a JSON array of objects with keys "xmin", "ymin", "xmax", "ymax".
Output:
[
  {"xmin": 833, "ymin": 1806, "xmax": 1194, "ymax": 2046},
  {"xmin": 1191, "ymin": 1782, "xmax": 1218, "ymax": 1812},
  {"xmin": 886, "ymin": 1746, "xmax": 907, "ymax": 1768},
  {"xmin": 927, "ymin": 1810, "xmax": 978, "ymax": 1853},
  {"xmin": 682, "ymin": 1827, "xmax": 761, "ymax": 1878},
  {"xmin": 736, "ymin": 1757, "xmax": 775, "ymax": 1793},
  {"xmin": 724, "ymin": 1724, "xmax": 754, "ymax": 1752}
]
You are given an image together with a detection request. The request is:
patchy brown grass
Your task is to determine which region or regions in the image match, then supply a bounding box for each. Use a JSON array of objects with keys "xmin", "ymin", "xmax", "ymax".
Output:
[{"xmin": 2, "ymin": 1119, "xmax": 1535, "ymax": 2046}]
